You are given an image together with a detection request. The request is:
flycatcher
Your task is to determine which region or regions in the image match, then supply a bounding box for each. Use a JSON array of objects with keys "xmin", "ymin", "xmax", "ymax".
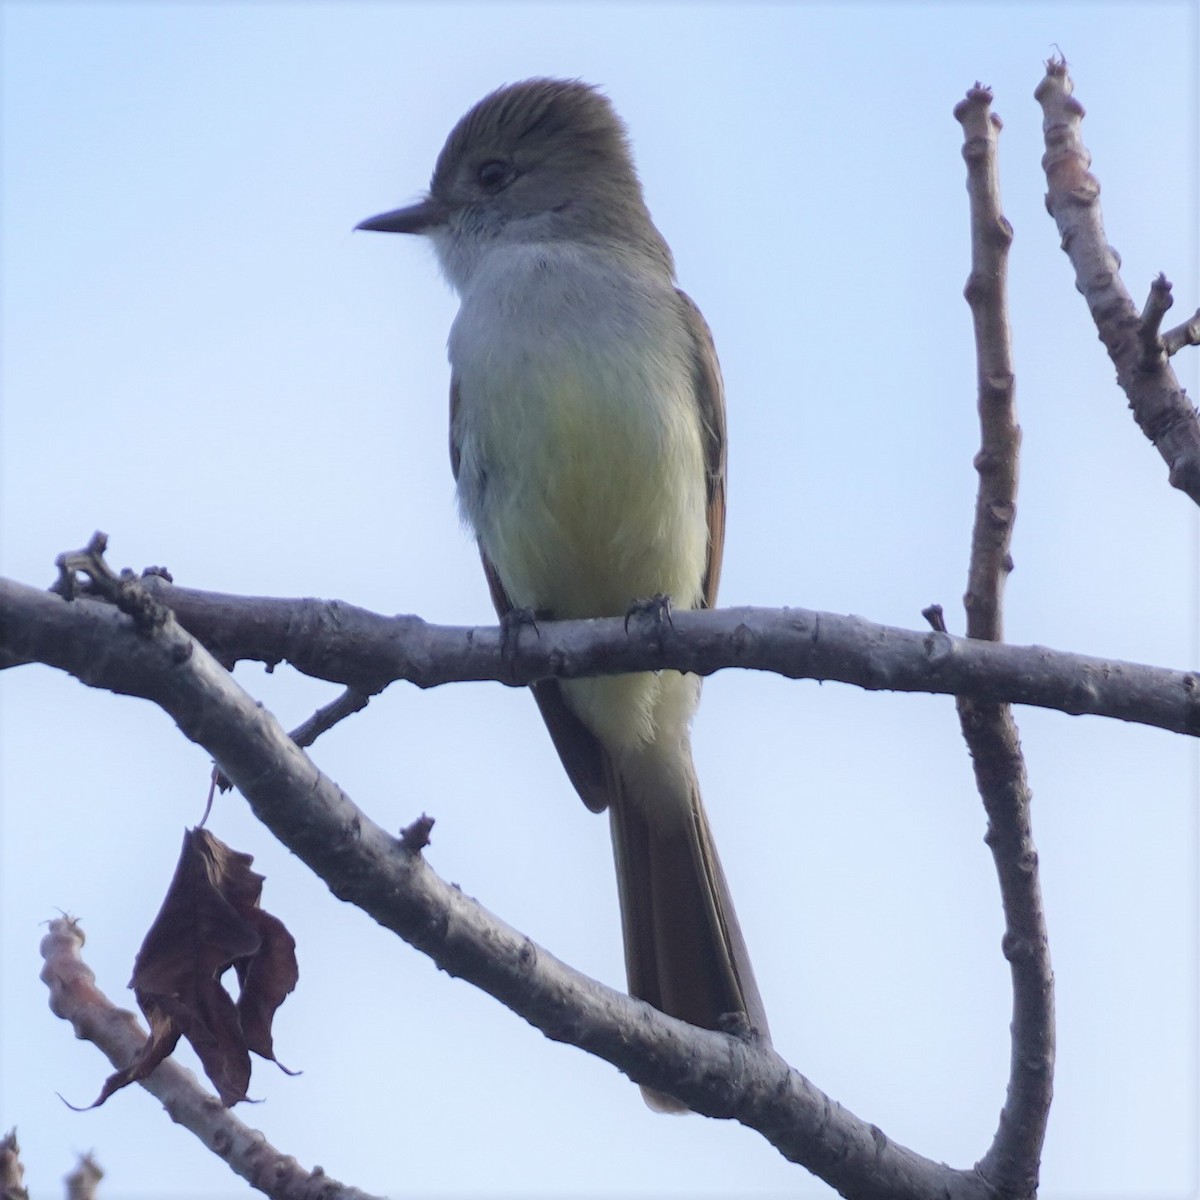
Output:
[{"xmin": 358, "ymin": 79, "xmax": 768, "ymax": 1104}]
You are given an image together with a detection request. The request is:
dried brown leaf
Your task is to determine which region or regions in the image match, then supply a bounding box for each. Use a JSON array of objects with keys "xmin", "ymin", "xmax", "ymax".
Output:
[
  {"xmin": 87, "ymin": 828, "xmax": 298, "ymax": 1108},
  {"xmin": 235, "ymin": 908, "xmax": 299, "ymax": 1070}
]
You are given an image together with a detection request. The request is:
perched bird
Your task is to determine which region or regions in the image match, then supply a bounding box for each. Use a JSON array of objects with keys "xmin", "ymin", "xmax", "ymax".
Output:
[{"xmin": 359, "ymin": 79, "xmax": 768, "ymax": 1106}]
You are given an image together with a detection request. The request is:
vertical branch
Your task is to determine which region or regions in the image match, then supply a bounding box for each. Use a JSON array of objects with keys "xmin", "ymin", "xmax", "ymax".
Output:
[
  {"xmin": 1035, "ymin": 57, "xmax": 1200, "ymax": 504},
  {"xmin": 957, "ymin": 86, "xmax": 1019, "ymax": 644},
  {"xmin": 953, "ymin": 85, "xmax": 1054, "ymax": 1199}
]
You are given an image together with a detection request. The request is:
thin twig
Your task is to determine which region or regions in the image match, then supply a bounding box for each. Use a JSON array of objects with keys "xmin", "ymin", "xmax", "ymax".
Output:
[
  {"xmin": 955, "ymin": 82, "xmax": 1053, "ymax": 1198},
  {"xmin": 1035, "ymin": 57, "xmax": 1200, "ymax": 503},
  {"xmin": 212, "ymin": 685, "xmax": 377, "ymax": 795},
  {"xmin": 289, "ymin": 686, "xmax": 375, "ymax": 750},
  {"xmin": 1163, "ymin": 307, "xmax": 1200, "ymax": 357},
  {"xmin": 39, "ymin": 917, "xmax": 383, "ymax": 1200}
]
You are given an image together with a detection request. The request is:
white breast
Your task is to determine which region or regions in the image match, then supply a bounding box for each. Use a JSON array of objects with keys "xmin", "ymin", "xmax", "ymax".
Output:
[{"xmin": 449, "ymin": 243, "xmax": 709, "ymax": 621}]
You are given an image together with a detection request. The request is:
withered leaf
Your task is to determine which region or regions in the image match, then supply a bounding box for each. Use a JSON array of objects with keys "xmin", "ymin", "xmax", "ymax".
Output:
[
  {"xmin": 88, "ymin": 827, "xmax": 298, "ymax": 1108},
  {"xmin": 235, "ymin": 908, "xmax": 299, "ymax": 1067}
]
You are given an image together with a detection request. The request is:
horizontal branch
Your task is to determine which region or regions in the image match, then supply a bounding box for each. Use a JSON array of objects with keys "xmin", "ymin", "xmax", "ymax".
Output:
[
  {"xmin": 8, "ymin": 573, "xmax": 989, "ymax": 1200},
  {"xmin": 3, "ymin": 575, "xmax": 1198, "ymax": 737}
]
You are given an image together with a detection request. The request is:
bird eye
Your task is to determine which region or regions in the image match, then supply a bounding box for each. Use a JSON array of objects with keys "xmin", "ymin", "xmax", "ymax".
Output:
[{"xmin": 476, "ymin": 159, "xmax": 510, "ymax": 192}]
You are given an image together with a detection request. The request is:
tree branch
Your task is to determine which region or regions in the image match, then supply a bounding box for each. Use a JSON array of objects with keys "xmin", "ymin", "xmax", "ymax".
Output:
[
  {"xmin": 0, "ymin": 1130, "xmax": 29, "ymax": 1200},
  {"xmin": 956, "ymin": 84, "xmax": 1019, "ymax": 645},
  {"xmin": 39, "ymin": 917, "xmax": 382, "ymax": 1200},
  {"xmin": 1035, "ymin": 57, "xmax": 1200, "ymax": 504},
  {"xmin": 63, "ymin": 1152, "xmax": 102, "ymax": 1200},
  {"xmin": 3, "ymin": 572, "xmax": 1199, "ymax": 737},
  {"xmin": 25, "ymin": 570, "xmax": 992, "ymax": 1200},
  {"xmin": 955, "ymin": 84, "xmax": 1053, "ymax": 1199},
  {"xmin": 1162, "ymin": 306, "xmax": 1200, "ymax": 358},
  {"xmin": 1138, "ymin": 274, "xmax": 1175, "ymax": 370}
]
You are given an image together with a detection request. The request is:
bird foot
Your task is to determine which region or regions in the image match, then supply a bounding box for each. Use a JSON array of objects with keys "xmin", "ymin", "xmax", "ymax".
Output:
[
  {"xmin": 624, "ymin": 592, "xmax": 674, "ymax": 634},
  {"xmin": 499, "ymin": 606, "xmax": 541, "ymax": 662}
]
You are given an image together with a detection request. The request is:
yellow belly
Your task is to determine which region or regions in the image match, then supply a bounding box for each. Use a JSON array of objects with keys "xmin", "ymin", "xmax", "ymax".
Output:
[
  {"xmin": 479, "ymin": 368, "xmax": 709, "ymax": 620},
  {"xmin": 473, "ymin": 368, "xmax": 709, "ymax": 753}
]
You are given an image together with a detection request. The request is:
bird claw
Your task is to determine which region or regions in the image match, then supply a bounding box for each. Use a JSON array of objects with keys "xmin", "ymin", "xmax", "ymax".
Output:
[
  {"xmin": 624, "ymin": 593, "xmax": 674, "ymax": 634},
  {"xmin": 500, "ymin": 606, "xmax": 541, "ymax": 662}
]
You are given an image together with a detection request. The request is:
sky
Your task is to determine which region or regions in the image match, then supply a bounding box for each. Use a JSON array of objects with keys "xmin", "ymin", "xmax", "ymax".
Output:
[{"xmin": 1, "ymin": 2, "xmax": 1198, "ymax": 1198}]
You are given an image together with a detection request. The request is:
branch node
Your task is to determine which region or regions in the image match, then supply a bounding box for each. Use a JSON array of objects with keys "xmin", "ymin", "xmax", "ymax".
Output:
[
  {"xmin": 54, "ymin": 532, "xmax": 171, "ymax": 634},
  {"xmin": 1136, "ymin": 274, "xmax": 1174, "ymax": 371},
  {"xmin": 399, "ymin": 813, "xmax": 435, "ymax": 853},
  {"xmin": 921, "ymin": 604, "xmax": 947, "ymax": 633}
]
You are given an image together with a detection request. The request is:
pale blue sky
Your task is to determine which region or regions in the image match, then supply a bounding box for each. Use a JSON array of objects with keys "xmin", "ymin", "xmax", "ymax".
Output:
[{"xmin": 2, "ymin": 3, "xmax": 1198, "ymax": 1197}]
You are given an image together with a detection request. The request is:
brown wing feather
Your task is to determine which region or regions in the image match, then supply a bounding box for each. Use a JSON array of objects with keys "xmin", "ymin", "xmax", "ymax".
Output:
[
  {"xmin": 449, "ymin": 376, "xmax": 463, "ymax": 479},
  {"xmin": 675, "ymin": 290, "xmax": 727, "ymax": 610},
  {"xmin": 479, "ymin": 554, "xmax": 612, "ymax": 812}
]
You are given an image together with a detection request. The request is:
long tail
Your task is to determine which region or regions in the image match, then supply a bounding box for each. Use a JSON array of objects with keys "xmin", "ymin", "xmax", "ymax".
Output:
[{"xmin": 608, "ymin": 767, "xmax": 769, "ymax": 1111}]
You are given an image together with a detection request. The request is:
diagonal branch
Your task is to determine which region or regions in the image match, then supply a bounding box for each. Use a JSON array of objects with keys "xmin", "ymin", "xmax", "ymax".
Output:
[
  {"xmin": 4, "ymin": 573, "xmax": 1200, "ymax": 737},
  {"xmin": 39, "ymin": 916, "xmax": 382, "ymax": 1200},
  {"xmin": 26, "ymin": 568, "xmax": 992, "ymax": 1200},
  {"xmin": 1035, "ymin": 57, "xmax": 1200, "ymax": 504},
  {"xmin": 1162, "ymin": 306, "xmax": 1200, "ymax": 358},
  {"xmin": 955, "ymin": 84, "xmax": 1053, "ymax": 1199}
]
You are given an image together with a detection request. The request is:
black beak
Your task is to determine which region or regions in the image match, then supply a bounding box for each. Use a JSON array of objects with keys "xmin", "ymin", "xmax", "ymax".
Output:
[{"xmin": 355, "ymin": 197, "xmax": 446, "ymax": 234}]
